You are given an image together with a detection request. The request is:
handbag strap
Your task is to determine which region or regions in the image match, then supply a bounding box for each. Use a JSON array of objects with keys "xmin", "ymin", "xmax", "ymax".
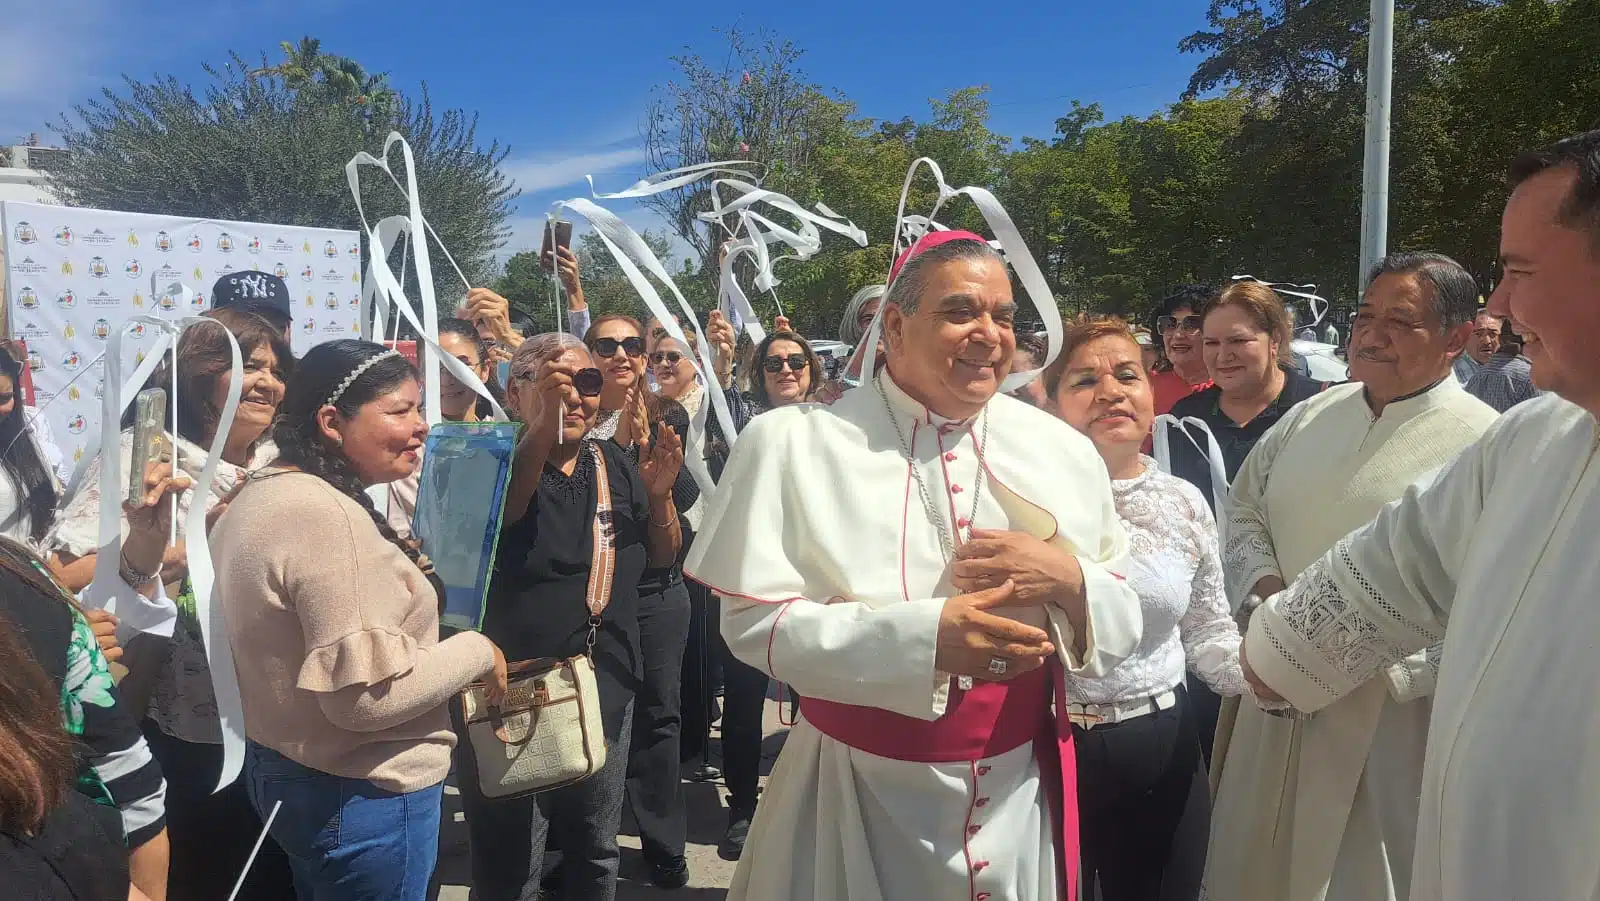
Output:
[{"xmin": 583, "ymin": 441, "xmax": 616, "ymax": 655}]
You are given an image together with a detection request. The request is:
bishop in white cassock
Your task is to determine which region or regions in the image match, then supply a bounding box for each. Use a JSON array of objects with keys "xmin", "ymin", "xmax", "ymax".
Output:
[
  {"xmin": 685, "ymin": 230, "xmax": 1142, "ymax": 901},
  {"xmin": 1241, "ymin": 132, "xmax": 1600, "ymax": 901},
  {"xmin": 1206, "ymin": 252, "xmax": 1499, "ymax": 901}
]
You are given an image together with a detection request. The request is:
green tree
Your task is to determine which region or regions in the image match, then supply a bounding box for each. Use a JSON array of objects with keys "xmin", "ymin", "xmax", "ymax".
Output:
[{"xmin": 49, "ymin": 47, "xmax": 516, "ymax": 318}]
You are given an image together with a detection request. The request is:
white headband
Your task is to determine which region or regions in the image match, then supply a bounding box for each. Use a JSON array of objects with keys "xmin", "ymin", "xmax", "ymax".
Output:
[{"xmin": 326, "ymin": 349, "xmax": 401, "ymax": 408}]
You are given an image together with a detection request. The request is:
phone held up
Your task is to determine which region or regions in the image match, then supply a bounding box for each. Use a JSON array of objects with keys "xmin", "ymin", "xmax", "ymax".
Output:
[
  {"xmin": 127, "ymin": 387, "xmax": 169, "ymax": 504},
  {"xmin": 540, "ymin": 220, "xmax": 574, "ymax": 270}
]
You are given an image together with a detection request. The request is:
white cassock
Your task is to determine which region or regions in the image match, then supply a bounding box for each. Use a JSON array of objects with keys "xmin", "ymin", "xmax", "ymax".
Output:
[
  {"xmin": 684, "ymin": 372, "xmax": 1142, "ymax": 901},
  {"xmin": 1206, "ymin": 379, "xmax": 1498, "ymax": 901},
  {"xmin": 1244, "ymin": 394, "xmax": 1600, "ymax": 901}
]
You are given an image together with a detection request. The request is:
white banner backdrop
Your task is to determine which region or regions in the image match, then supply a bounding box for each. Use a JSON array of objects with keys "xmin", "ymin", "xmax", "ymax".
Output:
[{"xmin": 1, "ymin": 201, "xmax": 362, "ymax": 481}]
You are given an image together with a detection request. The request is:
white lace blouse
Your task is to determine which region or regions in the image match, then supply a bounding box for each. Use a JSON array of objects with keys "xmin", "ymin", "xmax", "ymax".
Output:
[{"xmin": 1064, "ymin": 456, "xmax": 1245, "ymax": 705}]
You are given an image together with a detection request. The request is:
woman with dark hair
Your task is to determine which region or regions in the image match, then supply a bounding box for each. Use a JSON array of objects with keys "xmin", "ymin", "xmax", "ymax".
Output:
[
  {"xmin": 746, "ymin": 329, "xmax": 823, "ymax": 412},
  {"xmin": 582, "ymin": 312, "xmax": 701, "ymax": 889},
  {"xmin": 48, "ymin": 307, "xmax": 296, "ymax": 901},
  {"xmin": 460, "ymin": 332, "xmax": 682, "ymax": 901},
  {"xmin": 214, "ymin": 340, "xmax": 507, "ymax": 901},
  {"xmin": 2, "ymin": 460, "xmax": 189, "ymax": 901},
  {"xmin": 1148, "ymin": 285, "xmax": 1216, "ymax": 416},
  {"xmin": 0, "ymin": 344, "xmax": 60, "ymax": 548}
]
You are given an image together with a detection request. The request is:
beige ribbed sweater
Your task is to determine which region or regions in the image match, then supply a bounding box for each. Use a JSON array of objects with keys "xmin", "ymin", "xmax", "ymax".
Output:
[{"xmin": 214, "ymin": 470, "xmax": 494, "ymax": 792}]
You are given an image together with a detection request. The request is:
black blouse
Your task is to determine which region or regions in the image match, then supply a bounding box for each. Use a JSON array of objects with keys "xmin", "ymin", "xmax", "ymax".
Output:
[
  {"xmin": 485, "ymin": 438, "xmax": 648, "ymax": 739},
  {"xmin": 1167, "ymin": 365, "xmax": 1328, "ymax": 514}
]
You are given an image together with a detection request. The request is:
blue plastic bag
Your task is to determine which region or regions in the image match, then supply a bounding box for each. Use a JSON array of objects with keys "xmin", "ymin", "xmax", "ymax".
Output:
[{"xmin": 412, "ymin": 421, "xmax": 519, "ymax": 631}]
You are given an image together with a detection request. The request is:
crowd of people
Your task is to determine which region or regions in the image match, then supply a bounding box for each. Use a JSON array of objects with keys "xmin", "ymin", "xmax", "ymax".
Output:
[{"xmin": 0, "ymin": 126, "xmax": 1596, "ymax": 901}]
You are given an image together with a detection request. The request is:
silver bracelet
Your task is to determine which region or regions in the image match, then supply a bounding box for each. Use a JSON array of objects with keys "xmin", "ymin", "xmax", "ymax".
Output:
[{"xmin": 119, "ymin": 549, "xmax": 162, "ymax": 586}]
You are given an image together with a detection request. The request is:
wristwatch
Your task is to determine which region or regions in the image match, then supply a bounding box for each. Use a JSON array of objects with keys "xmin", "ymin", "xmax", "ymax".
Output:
[
  {"xmin": 119, "ymin": 550, "xmax": 162, "ymax": 587},
  {"xmin": 1235, "ymin": 592, "xmax": 1265, "ymax": 631}
]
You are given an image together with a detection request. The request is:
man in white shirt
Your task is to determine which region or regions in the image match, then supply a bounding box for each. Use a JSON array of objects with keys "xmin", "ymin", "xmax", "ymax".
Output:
[
  {"xmin": 1207, "ymin": 252, "xmax": 1497, "ymax": 901},
  {"xmin": 1243, "ymin": 129, "xmax": 1600, "ymax": 901},
  {"xmin": 685, "ymin": 229, "xmax": 1141, "ymax": 901}
]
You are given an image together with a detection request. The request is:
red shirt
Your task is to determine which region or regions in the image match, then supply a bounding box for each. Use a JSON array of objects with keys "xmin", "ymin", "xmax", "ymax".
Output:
[{"xmin": 1150, "ymin": 368, "xmax": 1212, "ymax": 416}]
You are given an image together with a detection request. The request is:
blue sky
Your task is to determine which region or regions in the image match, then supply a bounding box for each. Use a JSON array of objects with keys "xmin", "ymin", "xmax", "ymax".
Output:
[{"xmin": 3, "ymin": 0, "xmax": 1215, "ymax": 262}]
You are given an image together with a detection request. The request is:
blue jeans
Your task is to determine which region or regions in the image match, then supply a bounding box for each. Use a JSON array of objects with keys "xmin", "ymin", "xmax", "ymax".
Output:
[{"xmin": 243, "ymin": 742, "xmax": 442, "ymax": 901}]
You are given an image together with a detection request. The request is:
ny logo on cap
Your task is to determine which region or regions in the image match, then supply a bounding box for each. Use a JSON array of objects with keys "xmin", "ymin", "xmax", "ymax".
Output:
[{"xmin": 232, "ymin": 273, "xmax": 272, "ymax": 299}]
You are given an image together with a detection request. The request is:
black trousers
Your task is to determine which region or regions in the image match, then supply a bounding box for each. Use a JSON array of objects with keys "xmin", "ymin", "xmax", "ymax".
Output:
[
  {"xmin": 680, "ymin": 584, "xmax": 769, "ymax": 813},
  {"xmin": 624, "ymin": 581, "xmax": 691, "ymax": 863},
  {"xmin": 141, "ymin": 721, "xmax": 296, "ymax": 901},
  {"xmin": 1187, "ymin": 674, "xmax": 1222, "ymax": 770},
  {"xmin": 1072, "ymin": 687, "xmax": 1210, "ymax": 901}
]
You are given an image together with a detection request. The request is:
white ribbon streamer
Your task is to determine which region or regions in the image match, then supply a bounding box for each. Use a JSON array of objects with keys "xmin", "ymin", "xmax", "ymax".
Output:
[
  {"xmin": 553, "ymin": 197, "xmax": 739, "ymax": 493},
  {"xmin": 587, "ymin": 160, "xmax": 762, "ymax": 200},
  {"xmin": 1231, "ymin": 275, "xmax": 1330, "ymax": 330},
  {"xmin": 84, "ymin": 298, "xmax": 248, "ymax": 794},
  {"xmin": 849, "ymin": 158, "xmax": 1064, "ymax": 393},
  {"xmin": 1151, "ymin": 413, "xmax": 1231, "ymax": 534}
]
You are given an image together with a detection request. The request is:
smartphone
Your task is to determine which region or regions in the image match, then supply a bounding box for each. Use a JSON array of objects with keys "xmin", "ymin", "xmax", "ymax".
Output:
[
  {"xmin": 540, "ymin": 220, "xmax": 574, "ymax": 268},
  {"xmin": 127, "ymin": 387, "xmax": 169, "ymax": 504}
]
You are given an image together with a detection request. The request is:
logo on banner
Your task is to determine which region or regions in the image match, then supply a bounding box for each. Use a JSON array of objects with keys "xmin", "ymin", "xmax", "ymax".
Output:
[
  {"xmin": 134, "ymin": 351, "xmax": 147, "ymax": 366},
  {"xmin": 63, "ymin": 323, "xmax": 76, "ymax": 340},
  {"xmin": 271, "ymin": 237, "xmax": 294, "ymax": 253},
  {"xmin": 12, "ymin": 256, "xmax": 47, "ymax": 275},
  {"xmin": 128, "ymin": 230, "xmax": 140, "ymax": 248},
  {"xmin": 321, "ymin": 268, "xmax": 343, "ymax": 283},
  {"xmin": 350, "ymin": 270, "xmax": 360, "ymax": 284},
  {"xmin": 323, "ymin": 240, "xmax": 339, "ymax": 259},
  {"xmin": 272, "ymin": 263, "xmax": 289, "ymax": 280},
  {"xmin": 13, "ymin": 221, "xmax": 38, "ymax": 244},
  {"xmin": 302, "ymin": 317, "xmax": 316, "ymax": 333},
  {"xmin": 158, "ymin": 292, "xmax": 178, "ymax": 311},
  {"xmin": 68, "ymin": 386, "xmax": 81, "ymax": 401},
  {"xmin": 125, "ymin": 259, "xmax": 142, "ymax": 278},
  {"xmin": 192, "ymin": 293, "xmax": 207, "ymax": 310},
  {"xmin": 88, "ymin": 290, "xmax": 118, "ymax": 308},
  {"xmin": 217, "ymin": 232, "xmax": 235, "ymax": 253},
  {"xmin": 126, "ymin": 321, "xmax": 147, "ymax": 339},
  {"xmin": 88, "ymin": 257, "xmax": 109, "ymax": 279},
  {"xmin": 193, "ymin": 266, "xmax": 204, "ymax": 281},
  {"xmin": 61, "ymin": 351, "xmax": 84, "ymax": 372},
  {"xmin": 247, "ymin": 236, "xmax": 262, "ymax": 254},
  {"xmin": 95, "ymin": 381, "xmax": 105, "ymax": 400},
  {"xmin": 60, "ymin": 261, "xmax": 73, "ymax": 275},
  {"xmin": 215, "ymin": 262, "xmax": 236, "ymax": 277},
  {"xmin": 132, "ymin": 290, "xmax": 146, "ymax": 308},
  {"xmin": 351, "ymin": 321, "xmax": 361, "ymax": 333},
  {"xmin": 67, "ymin": 414, "xmax": 87, "ymax": 435},
  {"xmin": 300, "ymin": 266, "xmax": 314, "ymax": 283},
  {"xmin": 348, "ymin": 293, "xmax": 360, "ymax": 308},
  {"xmin": 54, "ymin": 226, "xmax": 74, "ymax": 246},
  {"xmin": 56, "ymin": 290, "xmax": 76, "ymax": 309},
  {"xmin": 346, "ymin": 242, "xmax": 360, "ymax": 259},
  {"xmin": 325, "ymin": 292, "xmax": 339, "ymax": 310},
  {"xmin": 26, "ymin": 350, "xmax": 43, "ymax": 371},
  {"xmin": 187, "ymin": 235, "xmax": 203, "ymax": 253},
  {"xmin": 304, "ymin": 294, "xmax": 314, "ymax": 308},
  {"xmin": 302, "ymin": 240, "xmax": 312, "ymax": 254},
  {"xmin": 155, "ymin": 262, "xmax": 181, "ymax": 280},
  {"xmin": 84, "ymin": 228, "xmax": 113, "ymax": 246},
  {"xmin": 92, "ymin": 319, "xmax": 111, "ymax": 340},
  {"xmin": 18, "ymin": 286, "xmax": 38, "ymax": 309},
  {"xmin": 156, "ymin": 231, "xmax": 174, "ymax": 252},
  {"xmin": 14, "ymin": 321, "xmax": 47, "ymax": 341}
]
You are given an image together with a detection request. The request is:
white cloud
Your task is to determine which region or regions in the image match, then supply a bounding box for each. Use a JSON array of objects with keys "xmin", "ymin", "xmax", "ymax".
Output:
[{"xmin": 499, "ymin": 146, "xmax": 650, "ymax": 195}]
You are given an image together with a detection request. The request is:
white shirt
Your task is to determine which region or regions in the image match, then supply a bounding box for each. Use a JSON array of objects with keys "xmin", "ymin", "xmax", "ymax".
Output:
[{"xmin": 1066, "ymin": 457, "xmax": 1242, "ymax": 706}]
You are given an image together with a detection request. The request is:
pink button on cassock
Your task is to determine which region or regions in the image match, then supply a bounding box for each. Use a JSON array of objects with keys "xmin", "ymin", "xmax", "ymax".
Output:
[
  {"xmin": 957, "ymin": 517, "xmax": 970, "ymax": 529},
  {"xmin": 950, "ymin": 484, "xmax": 964, "ymax": 494},
  {"xmin": 945, "ymin": 452, "xmax": 957, "ymax": 462}
]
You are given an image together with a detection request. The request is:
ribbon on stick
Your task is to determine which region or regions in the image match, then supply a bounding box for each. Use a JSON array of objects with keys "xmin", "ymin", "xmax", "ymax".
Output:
[
  {"xmin": 847, "ymin": 158, "xmax": 1064, "ymax": 393},
  {"xmin": 1231, "ymin": 275, "xmax": 1330, "ymax": 331},
  {"xmin": 82, "ymin": 293, "xmax": 249, "ymax": 794},
  {"xmin": 1151, "ymin": 414, "xmax": 1231, "ymax": 538}
]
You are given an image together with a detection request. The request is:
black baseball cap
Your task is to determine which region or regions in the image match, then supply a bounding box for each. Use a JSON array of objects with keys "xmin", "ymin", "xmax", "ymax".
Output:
[{"xmin": 211, "ymin": 271, "xmax": 294, "ymax": 323}]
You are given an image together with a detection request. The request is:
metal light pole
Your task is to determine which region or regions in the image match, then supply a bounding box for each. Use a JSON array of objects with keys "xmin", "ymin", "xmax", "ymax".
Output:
[{"xmin": 1358, "ymin": 0, "xmax": 1395, "ymax": 288}]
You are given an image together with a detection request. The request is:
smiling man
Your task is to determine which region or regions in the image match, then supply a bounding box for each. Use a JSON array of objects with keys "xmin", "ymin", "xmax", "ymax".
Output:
[
  {"xmin": 1205, "ymin": 251, "xmax": 1498, "ymax": 901},
  {"xmin": 685, "ymin": 230, "xmax": 1141, "ymax": 901},
  {"xmin": 1239, "ymin": 130, "xmax": 1600, "ymax": 901}
]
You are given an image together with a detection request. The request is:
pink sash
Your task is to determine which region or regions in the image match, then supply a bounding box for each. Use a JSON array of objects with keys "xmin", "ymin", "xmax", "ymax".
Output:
[{"xmin": 799, "ymin": 663, "xmax": 1080, "ymax": 901}]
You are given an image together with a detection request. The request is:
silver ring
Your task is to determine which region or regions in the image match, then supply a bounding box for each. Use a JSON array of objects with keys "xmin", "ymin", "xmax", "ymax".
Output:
[{"xmin": 987, "ymin": 656, "xmax": 1009, "ymax": 675}]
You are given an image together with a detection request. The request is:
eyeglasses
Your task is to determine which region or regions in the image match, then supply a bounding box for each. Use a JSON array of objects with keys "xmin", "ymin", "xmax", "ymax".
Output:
[
  {"xmin": 592, "ymin": 336, "xmax": 645, "ymax": 358},
  {"xmin": 650, "ymin": 351, "xmax": 685, "ymax": 366},
  {"xmin": 762, "ymin": 354, "xmax": 808, "ymax": 374},
  {"xmin": 1158, "ymin": 315, "xmax": 1204, "ymax": 335},
  {"xmin": 573, "ymin": 368, "xmax": 604, "ymax": 397}
]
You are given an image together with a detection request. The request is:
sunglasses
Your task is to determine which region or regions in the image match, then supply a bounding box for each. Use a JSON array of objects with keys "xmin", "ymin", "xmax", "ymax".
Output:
[
  {"xmin": 509, "ymin": 365, "xmax": 604, "ymax": 397},
  {"xmin": 1158, "ymin": 315, "xmax": 1204, "ymax": 335},
  {"xmin": 650, "ymin": 351, "xmax": 685, "ymax": 366},
  {"xmin": 762, "ymin": 354, "xmax": 808, "ymax": 374},
  {"xmin": 592, "ymin": 336, "xmax": 646, "ymax": 358}
]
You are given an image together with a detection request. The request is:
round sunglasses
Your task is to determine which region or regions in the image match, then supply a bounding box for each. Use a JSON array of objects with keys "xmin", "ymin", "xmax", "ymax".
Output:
[
  {"xmin": 650, "ymin": 351, "xmax": 686, "ymax": 366},
  {"xmin": 762, "ymin": 353, "xmax": 808, "ymax": 374},
  {"xmin": 1158, "ymin": 314, "xmax": 1204, "ymax": 335},
  {"xmin": 592, "ymin": 336, "xmax": 646, "ymax": 358},
  {"xmin": 510, "ymin": 365, "xmax": 604, "ymax": 397}
]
